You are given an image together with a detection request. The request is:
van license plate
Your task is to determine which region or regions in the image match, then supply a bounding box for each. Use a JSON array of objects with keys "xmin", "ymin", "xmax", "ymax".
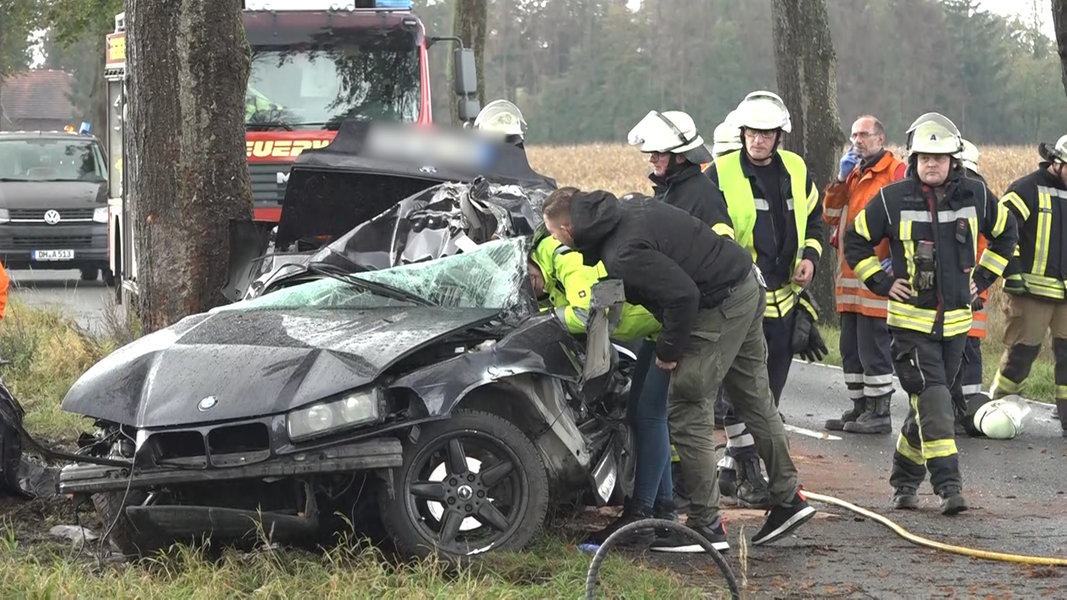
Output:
[{"xmin": 32, "ymin": 249, "xmax": 75, "ymax": 261}]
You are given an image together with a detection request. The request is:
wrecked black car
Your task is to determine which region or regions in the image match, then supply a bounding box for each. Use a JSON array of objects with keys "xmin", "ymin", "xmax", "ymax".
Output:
[{"xmin": 0, "ymin": 238, "xmax": 633, "ymax": 560}]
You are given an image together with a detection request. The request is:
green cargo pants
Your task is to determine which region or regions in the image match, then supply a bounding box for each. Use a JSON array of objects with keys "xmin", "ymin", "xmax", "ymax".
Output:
[{"xmin": 667, "ymin": 270, "xmax": 800, "ymax": 528}]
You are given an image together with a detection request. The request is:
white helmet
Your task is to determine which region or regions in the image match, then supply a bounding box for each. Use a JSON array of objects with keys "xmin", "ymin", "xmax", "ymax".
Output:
[
  {"xmin": 1038, "ymin": 133, "xmax": 1067, "ymax": 164},
  {"xmin": 736, "ymin": 90, "xmax": 791, "ymax": 133},
  {"xmin": 972, "ymin": 396, "xmax": 1031, "ymax": 440},
  {"xmin": 711, "ymin": 109, "xmax": 743, "ymax": 157},
  {"xmin": 959, "ymin": 139, "xmax": 980, "ymax": 175},
  {"xmin": 474, "ymin": 99, "xmax": 527, "ymax": 139},
  {"xmin": 906, "ymin": 112, "xmax": 963, "ymax": 155},
  {"xmin": 627, "ymin": 110, "xmax": 713, "ymax": 164}
]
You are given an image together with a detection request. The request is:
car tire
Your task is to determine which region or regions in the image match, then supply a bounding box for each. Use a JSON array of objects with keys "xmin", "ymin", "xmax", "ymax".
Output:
[
  {"xmin": 102, "ymin": 268, "xmax": 116, "ymax": 287},
  {"xmin": 379, "ymin": 409, "xmax": 549, "ymax": 561},
  {"xmin": 92, "ymin": 491, "xmax": 166, "ymax": 557},
  {"xmin": 80, "ymin": 268, "xmax": 99, "ymax": 282}
]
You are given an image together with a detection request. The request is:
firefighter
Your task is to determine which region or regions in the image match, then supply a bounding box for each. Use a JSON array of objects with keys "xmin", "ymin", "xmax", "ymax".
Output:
[
  {"xmin": 991, "ymin": 134, "xmax": 1067, "ymax": 436},
  {"xmin": 822, "ymin": 115, "xmax": 906, "ymax": 434},
  {"xmin": 704, "ymin": 90, "xmax": 824, "ymax": 409},
  {"xmin": 844, "ymin": 112, "xmax": 1017, "ymax": 515},
  {"xmin": 626, "ymin": 110, "xmax": 727, "ymax": 233},
  {"xmin": 953, "ymin": 139, "xmax": 992, "ymax": 435},
  {"xmin": 631, "ymin": 108, "xmax": 772, "ymax": 508},
  {"xmin": 474, "ymin": 99, "xmax": 527, "ymax": 149}
]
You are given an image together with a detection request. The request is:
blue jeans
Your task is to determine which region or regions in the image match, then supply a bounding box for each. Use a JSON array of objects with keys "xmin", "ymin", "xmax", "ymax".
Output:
[{"xmin": 628, "ymin": 340, "xmax": 673, "ymax": 512}]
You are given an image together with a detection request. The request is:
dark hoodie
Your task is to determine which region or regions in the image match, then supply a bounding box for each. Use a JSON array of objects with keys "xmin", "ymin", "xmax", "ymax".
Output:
[
  {"xmin": 569, "ymin": 190, "xmax": 752, "ymax": 362},
  {"xmin": 650, "ymin": 163, "xmax": 732, "ymax": 228}
]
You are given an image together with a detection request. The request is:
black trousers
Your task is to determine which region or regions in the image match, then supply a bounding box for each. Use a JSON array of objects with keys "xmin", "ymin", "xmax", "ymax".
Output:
[{"xmin": 888, "ymin": 330, "xmax": 966, "ymax": 494}]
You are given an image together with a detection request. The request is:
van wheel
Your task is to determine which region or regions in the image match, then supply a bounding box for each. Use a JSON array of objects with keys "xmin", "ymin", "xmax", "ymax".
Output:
[
  {"xmin": 102, "ymin": 268, "xmax": 116, "ymax": 287},
  {"xmin": 80, "ymin": 268, "xmax": 99, "ymax": 282}
]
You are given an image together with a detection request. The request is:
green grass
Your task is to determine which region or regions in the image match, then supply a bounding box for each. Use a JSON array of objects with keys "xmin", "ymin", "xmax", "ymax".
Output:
[{"xmin": 0, "ymin": 533, "xmax": 718, "ymax": 599}]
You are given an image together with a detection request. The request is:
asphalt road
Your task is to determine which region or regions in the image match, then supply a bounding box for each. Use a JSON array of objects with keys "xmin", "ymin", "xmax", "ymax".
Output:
[
  {"xmin": 8, "ymin": 268, "xmax": 119, "ymax": 333},
  {"xmin": 695, "ymin": 359, "xmax": 1067, "ymax": 598}
]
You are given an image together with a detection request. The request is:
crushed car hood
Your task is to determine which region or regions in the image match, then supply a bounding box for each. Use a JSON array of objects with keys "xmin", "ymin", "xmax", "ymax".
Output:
[{"xmin": 62, "ymin": 306, "xmax": 499, "ymax": 428}]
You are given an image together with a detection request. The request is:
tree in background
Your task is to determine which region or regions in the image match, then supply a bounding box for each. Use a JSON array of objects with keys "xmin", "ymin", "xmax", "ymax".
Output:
[
  {"xmin": 771, "ymin": 0, "xmax": 844, "ymax": 320},
  {"xmin": 449, "ymin": 0, "xmax": 487, "ymax": 122},
  {"xmin": 0, "ymin": 0, "xmax": 41, "ymax": 128},
  {"xmin": 126, "ymin": 0, "xmax": 252, "ymax": 330},
  {"xmin": 1055, "ymin": 0, "xmax": 1067, "ymax": 97}
]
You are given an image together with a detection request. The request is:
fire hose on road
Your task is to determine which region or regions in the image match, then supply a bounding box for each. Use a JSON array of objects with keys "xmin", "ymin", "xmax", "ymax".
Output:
[{"xmin": 584, "ymin": 491, "xmax": 1067, "ymax": 599}]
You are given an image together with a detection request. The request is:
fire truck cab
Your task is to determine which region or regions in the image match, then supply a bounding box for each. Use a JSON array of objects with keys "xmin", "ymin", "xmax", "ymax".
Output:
[{"xmin": 105, "ymin": 0, "xmax": 479, "ymax": 303}]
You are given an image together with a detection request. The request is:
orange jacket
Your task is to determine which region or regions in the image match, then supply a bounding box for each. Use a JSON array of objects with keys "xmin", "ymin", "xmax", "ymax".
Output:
[
  {"xmin": 823, "ymin": 151, "xmax": 907, "ymax": 317},
  {"xmin": 0, "ymin": 260, "xmax": 8, "ymax": 319},
  {"xmin": 970, "ymin": 234, "xmax": 988, "ymax": 339}
]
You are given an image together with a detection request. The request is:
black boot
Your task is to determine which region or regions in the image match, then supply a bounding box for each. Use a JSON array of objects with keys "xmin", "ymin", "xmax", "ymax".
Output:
[
  {"xmin": 826, "ymin": 398, "xmax": 865, "ymax": 431},
  {"xmin": 732, "ymin": 455, "xmax": 772, "ymax": 508},
  {"xmin": 844, "ymin": 396, "xmax": 892, "ymax": 434}
]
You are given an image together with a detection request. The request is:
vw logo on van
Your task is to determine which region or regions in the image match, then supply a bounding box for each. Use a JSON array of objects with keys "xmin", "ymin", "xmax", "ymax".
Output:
[{"xmin": 43, "ymin": 210, "xmax": 62, "ymax": 225}]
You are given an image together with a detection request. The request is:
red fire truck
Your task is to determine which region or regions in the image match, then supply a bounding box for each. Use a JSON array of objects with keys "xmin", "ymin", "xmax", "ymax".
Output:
[{"xmin": 105, "ymin": 0, "xmax": 478, "ymax": 302}]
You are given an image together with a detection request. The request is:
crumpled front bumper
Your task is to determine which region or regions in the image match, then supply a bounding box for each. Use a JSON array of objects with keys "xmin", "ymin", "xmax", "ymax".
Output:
[{"xmin": 59, "ymin": 437, "xmax": 403, "ymax": 495}]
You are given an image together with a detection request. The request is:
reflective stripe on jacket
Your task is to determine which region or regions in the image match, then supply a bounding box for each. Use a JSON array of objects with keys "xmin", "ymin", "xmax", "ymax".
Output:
[
  {"xmin": 712, "ymin": 150, "xmax": 822, "ymax": 318},
  {"xmin": 844, "ymin": 174, "xmax": 1017, "ymax": 338},
  {"xmin": 1000, "ymin": 168, "xmax": 1067, "ymax": 300},
  {"xmin": 530, "ymin": 236, "xmax": 661, "ymax": 341},
  {"xmin": 823, "ymin": 151, "xmax": 906, "ymax": 317}
]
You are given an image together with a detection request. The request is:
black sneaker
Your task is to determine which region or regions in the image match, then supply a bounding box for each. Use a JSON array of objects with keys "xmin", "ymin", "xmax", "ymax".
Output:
[
  {"xmin": 892, "ymin": 487, "xmax": 919, "ymax": 510},
  {"xmin": 752, "ymin": 489, "xmax": 816, "ymax": 546},
  {"xmin": 938, "ymin": 487, "xmax": 968, "ymax": 516},
  {"xmin": 583, "ymin": 509, "xmax": 655, "ymax": 547},
  {"xmin": 649, "ymin": 518, "xmax": 729, "ymax": 553}
]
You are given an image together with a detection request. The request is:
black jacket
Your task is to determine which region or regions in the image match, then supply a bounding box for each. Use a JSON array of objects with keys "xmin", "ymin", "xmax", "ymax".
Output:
[
  {"xmin": 844, "ymin": 171, "xmax": 1017, "ymax": 334},
  {"xmin": 1001, "ymin": 165, "xmax": 1067, "ymax": 285},
  {"xmin": 569, "ymin": 190, "xmax": 752, "ymax": 362},
  {"xmin": 650, "ymin": 163, "xmax": 732, "ymax": 228}
]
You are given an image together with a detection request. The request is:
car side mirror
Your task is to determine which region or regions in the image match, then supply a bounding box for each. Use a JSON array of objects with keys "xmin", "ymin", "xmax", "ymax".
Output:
[{"xmin": 454, "ymin": 48, "xmax": 480, "ymax": 122}]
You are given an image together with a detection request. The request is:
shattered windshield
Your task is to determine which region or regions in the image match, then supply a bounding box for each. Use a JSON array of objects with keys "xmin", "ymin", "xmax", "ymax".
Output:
[
  {"xmin": 0, "ymin": 139, "xmax": 107, "ymax": 182},
  {"xmin": 220, "ymin": 238, "xmax": 530, "ymax": 312}
]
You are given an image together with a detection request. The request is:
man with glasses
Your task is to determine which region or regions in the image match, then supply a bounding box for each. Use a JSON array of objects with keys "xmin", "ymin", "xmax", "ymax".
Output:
[
  {"xmin": 822, "ymin": 116, "xmax": 906, "ymax": 434},
  {"xmin": 704, "ymin": 91, "xmax": 824, "ymax": 410}
]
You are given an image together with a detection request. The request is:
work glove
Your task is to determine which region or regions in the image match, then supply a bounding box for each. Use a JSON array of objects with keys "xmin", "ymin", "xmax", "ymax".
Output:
[
  {"xmin": 837, "ymin": 148, "xmax": 860, "ymax": 182},
  {"xmin": 791, "ymin": 291, "xmax": 828, "ymax": 363}
]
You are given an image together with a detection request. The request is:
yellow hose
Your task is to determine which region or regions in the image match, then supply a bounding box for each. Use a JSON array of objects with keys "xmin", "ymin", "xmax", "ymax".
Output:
[{"xmin": 804, "ymin": 491, "xmax": 1067, "ymax": 567}]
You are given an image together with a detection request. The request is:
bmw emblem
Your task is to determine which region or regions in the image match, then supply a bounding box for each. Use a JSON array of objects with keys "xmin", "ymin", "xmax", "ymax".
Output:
[{"xmin": 197, "ymin": 396, "xmax": 218, "ymax": 411}]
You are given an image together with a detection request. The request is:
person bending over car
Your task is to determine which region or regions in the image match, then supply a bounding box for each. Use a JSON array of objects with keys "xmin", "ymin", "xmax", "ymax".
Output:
[{"xmin": 541, "ymin": 187, "xmax": 815, "ymax": 553}]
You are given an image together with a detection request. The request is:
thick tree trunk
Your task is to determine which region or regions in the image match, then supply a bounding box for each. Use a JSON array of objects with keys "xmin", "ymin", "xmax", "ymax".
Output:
[
  {"xmin": 450, "ymin": 0, "xmax": 487, "ymax": 123},
  {"xmin": 127, "ymin": 0, "xmax": 252, "ymax": 331},
  {"xmin": 771, "ymin": 0, "xmax": 846, "ymax": 322},
  {"xmin": 1055, "ymin": 0, "xmax": 1067, "ymax": 96}
]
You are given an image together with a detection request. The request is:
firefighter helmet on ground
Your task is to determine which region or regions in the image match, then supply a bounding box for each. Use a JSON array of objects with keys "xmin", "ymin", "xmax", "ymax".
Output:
[
  {"xmin": 474, "ymin": 99, "xmax": 527, "ymax": 139},
  {"xmin": 711, "ymin": 109, "xmax": 743, "ymax": 157},
  {"xmin": 905, "ymin": 112, "xmax": 963, "ymax": 155},
  {"xmin": 1038, "ymin": 134, "xmax": 1067, "ymax": 164},
  {"xmin": 627, "ymin": 110, "xmax": 713, "ymax": 165},
  {"xmin": 960, "ymin": 139, "xmax": 980, "ymax": 175},
  {"xmin": 736, "ymin": 90, "xmax": 792, "ymax": 133},
  {"xmin": 973, "ymin": 396, "xmax": 1030, "ymax": 440}
]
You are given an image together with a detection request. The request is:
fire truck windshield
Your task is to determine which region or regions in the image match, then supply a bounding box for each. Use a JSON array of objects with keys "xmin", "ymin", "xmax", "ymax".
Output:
[{"xmin": 246, "ymin": 27, "xmax": 421, "ymax": 131}]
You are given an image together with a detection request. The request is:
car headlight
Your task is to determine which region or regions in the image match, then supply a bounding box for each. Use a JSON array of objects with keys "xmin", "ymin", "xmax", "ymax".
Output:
[
  {"xmin": 93, "ymin": 207, "xmax": 108, "ymax": 223},
  {"xmin": 287, "ymin": 389, "xmax": 381, "ymax": 442}
]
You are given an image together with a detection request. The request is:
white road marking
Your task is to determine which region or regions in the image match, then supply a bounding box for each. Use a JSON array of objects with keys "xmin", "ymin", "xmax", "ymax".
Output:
[{"xmin": 784, "ymin": 423, "xmax": 843, "ymax": 441}]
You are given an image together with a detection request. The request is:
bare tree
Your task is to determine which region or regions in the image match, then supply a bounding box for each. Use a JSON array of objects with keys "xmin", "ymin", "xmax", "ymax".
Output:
[
  {"xmin": 1055, "ymin": 0, "xmax": 1067, "ymax": 96},
  {"xmin": 450, "ymin": 0, "xmax": 486, "ymax": 122},
  {"xmin": 771, "ymin": 0, "xmax": 846, "ymax": 321},
  {"xmin": 126, "ymin": 0, "xmax": 253, "ymax": 331}
]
